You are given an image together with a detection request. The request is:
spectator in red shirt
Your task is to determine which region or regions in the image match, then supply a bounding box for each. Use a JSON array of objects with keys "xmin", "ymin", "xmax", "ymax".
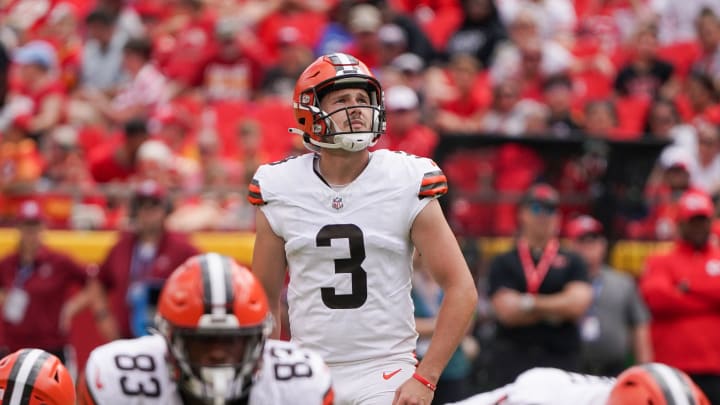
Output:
[
  {"xmin": 89, "ymin": 117, "xmax": 150, "ymax": 183},
  {"xmin": 0, "ymin": 201, "xmax": 99, "ymax": 364},
  {"xmin": 373, "ymin": 84, "xmax": 438, "ymax": 158},
  {"xmin": 343, "ymin": 3, "xmax": 383, "ymax": 69},
  {"xmin": 95, "ymin": 179, "xmax": 199, "ymax": 338},
  {"xmin": 640, "ymin": 190, "xmax": 720, "ymax": 404},
  {"xmin": 11, "ymin": 40, "xmax": 65, "ymax": 140},
  {"xmin": 693, "ymin": 7, "xmax": 720, "ymax": 86}
]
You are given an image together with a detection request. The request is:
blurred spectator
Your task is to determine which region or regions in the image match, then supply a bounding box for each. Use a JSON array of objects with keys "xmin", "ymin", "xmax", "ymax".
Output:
[
  {"xmin": 0, "ymin": 116, "xmax": 43, "ymax": 194},
  {"xmin": 639, "ymin": 146, "xmax": 697, "ymax": 240},
  {"xmin": 373, "ymin": 84, "xmax": 438, "ymax": 157},
  {"xmin": 480, "ymin": 78, "xmax": 545, "ymax": 136},
  {"xmin": 386, "ymin": 52, "xmax": 427, "ymax": 94},
  {"xmin": 96, "ymin": 0, "xmax": 146, "ymax": 39},
  {"xmin": 0, "ymin": 201, "xmax": 105, "ymax": 364},
  {"xmin": 689, "ymin": 120, "xmax": 720, "ymax": 197},
  {"xmin": 343, "ymin": 3, "xmax": 384, "ymax": 69},
  {"xmin": 653, "ymin": 0, "xmax": 720, "ymax": 45},
  {"xmin": 388, "ymin": 0, "xmax": 463, "ymax": 52},
  {"xmin": 542, "ymin": 74, "xmax": 581, "ymax": 138},
  {"xmin": 374, "ymin": 0, "xmax": 437, "ymax": 62},
  {"xmin": 581, "ymin": 99, "xmax": 618, "ymax": 138},
  {"xmin": 235, "ymin": 118, "xmax": 268, "ymax": 185},
  {"xmin": 639, "ymin": 190, "xmax": 720, "ymax": 404},
  {"xmin": 315, "ymin": 0, "xmax": 357, "ymax": 56},
  {"xmin": 80, "ymin": 37, "xmax": 168, "ymax": 124},
  {"xmin": 677, "ymin": 70, "xmax": 720, "ymax": 124},
  {"xmin": 490, "ymin": 9, "xmax": 574, "ymax": 91},
  {"xmin": 89, "ymin": 117, "xmax": 149, "ymax": 183},
  {"xmin": 377, "ymin": 23, "xmax": 409, "ymax": 68},
  {"xmin": 201, "ymin": 18, "xmax": 263, "ymax": 103},
  {"xmin": 40, "ymin": 125, "xmax": 94, "ymax": 193},
  {"xmin": 260, "ymin": 26, "xmax": 314, "ymax": 100},
  {"xmin": 37, "ymin": 3, "xmax": 83, "ymax": 91},
  {"xmin": 430, "ymin": 53, "xmax": 490, "ymax": 134},
  {"xmin": 11, "ymin": 40, "xmax": 65, "ymax": 140},
  {"xmin": 95, "ymin": 179, "xmax": 199, "ymax": 339},
  {"xmin": 486, "ymin": 183, "xmax": 592, "ymax": 387},
  {"xmin": 614, "ymin": 22, "xmax": 676, "ymax": 101},
  {"xmin": 565, "ymin": 215, "xmax": 653, "ymax": 377},
  {"xmin": 80, "ymin": 8, "xmax": 128, "ymax": 92},
  {"xmin": 693, "ymin": 7, "xmax": 720, "ymax": 84},
  {"xmin": 134, "ymin": 138, "xmax": 178, "ymax": 189},
  {"xmin": 445, "ymin": 0, "xmax": 506, "ymax": 68},
  {"xmin": 643, "ymin": 98, "xmax": 694, "ymax": 146},
  {"xmin": 496, "ymin": 0, "xmax": 576, "ymax": 44}
]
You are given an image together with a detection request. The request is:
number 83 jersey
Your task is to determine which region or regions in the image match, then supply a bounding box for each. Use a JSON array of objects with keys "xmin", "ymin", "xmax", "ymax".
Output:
[
  {"xmin": 80, "ymin": 335, "xmax": 334, "ymax": 405},
  {"xmin": 249, "ymin": 150, "xmax": 448, "ymax": 364}
]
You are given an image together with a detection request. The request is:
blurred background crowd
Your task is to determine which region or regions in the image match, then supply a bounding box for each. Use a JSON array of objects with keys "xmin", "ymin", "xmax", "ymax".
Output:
[{"xmin": 2, "ymin": 0, "xmax": 720, "ymax": 403}]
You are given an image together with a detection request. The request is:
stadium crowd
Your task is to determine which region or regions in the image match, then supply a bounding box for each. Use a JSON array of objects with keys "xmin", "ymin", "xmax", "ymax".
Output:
[{"xmin": 1, "ymin": 0, "xmax": 720, "ymax": 404}]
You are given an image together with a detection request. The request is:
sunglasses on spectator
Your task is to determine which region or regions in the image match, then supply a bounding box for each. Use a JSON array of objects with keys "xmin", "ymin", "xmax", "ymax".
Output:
[{"xmin": 527, "ymin": 202, "xmax": 557, "ymax": 215}]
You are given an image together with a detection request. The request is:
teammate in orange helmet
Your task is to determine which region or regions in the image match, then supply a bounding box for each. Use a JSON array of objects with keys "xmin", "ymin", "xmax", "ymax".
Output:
[
  {"xmin": 445, "ymin": 363, "xmax": 709, "ymax": 405},
  {"xmin": 79, "ymin": 253, "xmax": 333, "ymax": 405},
  {"xmin": 249, "ymin": 52, "xmax": 478, "ymax": 405},
  {"xmin": 0, "ymin": 348, "xmax": 76, "ymax": 405}
]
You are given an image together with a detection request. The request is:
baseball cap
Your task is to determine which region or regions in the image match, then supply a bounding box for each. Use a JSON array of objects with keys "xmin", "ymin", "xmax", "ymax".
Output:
[
  {"xmin": 13, "ymin": 40, "xmax": 57, "ymax": 70},
  {"xmin": 566, "ymin": 215, "xmax": 603, "ymax": 239},
  {"xmin": 385, "ymin": 85, "xmax": 419, "ymax": 111},
  {"xmin": 17, "ymin": 200, "xmax": 45, "ymax": 224},
  {"xmin": 676, "ymin": 190, "xmax": 714, "ymax": 221},
  {"xmin": 521, "ymin": 183, "xmax": 559, "ymax": 207},
  {"xmin": 390, "ymin": 53, "xmax": 425, "ymax": 74},
  {"xmin": 659, "ymin": 146, "xmax": 693, "ymax": 171}
]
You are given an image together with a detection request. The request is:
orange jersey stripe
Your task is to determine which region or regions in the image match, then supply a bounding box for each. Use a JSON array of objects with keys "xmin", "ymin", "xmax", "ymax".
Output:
[
  {"xmin": 248, "ymin": 183, "xmax": 261, "ymax": 194},
  {"xmin": 421, "ymin": 175, "xmax": 447, "ymax": 186},
  {"xmin": 247, "ymin": 178, "xmax": 265, "ymax": 205},
  {"xmin": 322, "ymin": 387, "xmax": 335, "ymax": 405},
  {"xmin": 419, "ymin": 185, "xmax": 448, "ymax": 197}
]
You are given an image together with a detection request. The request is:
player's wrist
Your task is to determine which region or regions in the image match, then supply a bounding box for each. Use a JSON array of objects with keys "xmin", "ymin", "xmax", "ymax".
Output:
[{"xmin": 412, "ymin": 372, "xmax": 437, "ymax": 392}]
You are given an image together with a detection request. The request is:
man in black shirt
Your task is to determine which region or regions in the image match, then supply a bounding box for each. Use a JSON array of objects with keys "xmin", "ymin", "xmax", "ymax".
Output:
[{"xmin": 486, "ymin": 183, "xmax": 592, "ymax": 388}]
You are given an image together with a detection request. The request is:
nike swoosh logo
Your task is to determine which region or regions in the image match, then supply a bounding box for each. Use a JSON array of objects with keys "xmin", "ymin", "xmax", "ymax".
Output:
[{"xmin": 382, "ymin": 368, "xmax": 402, "ymax": 380}]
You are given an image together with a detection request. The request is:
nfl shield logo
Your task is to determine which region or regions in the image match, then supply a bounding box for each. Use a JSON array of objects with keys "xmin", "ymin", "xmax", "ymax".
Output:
[{"xmin": 332, "ymin": 196, "xmax": 344, "ymax": 210}]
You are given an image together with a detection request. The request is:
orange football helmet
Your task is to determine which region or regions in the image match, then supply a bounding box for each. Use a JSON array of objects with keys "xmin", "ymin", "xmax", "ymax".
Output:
[
  {"xmin": 291, "ymin": 52, "xmax": 385, "ymax": 152},
  {"xmin": 0, "ymin": 349, "xmax": 75, "ymax": 405},
  {"xmin": 156, "ymin": 253, "xmax": 272, "ymax": 403},
  {"xmin": 607, "ymin": 363, "xmax": 710, "ymax": 405}
]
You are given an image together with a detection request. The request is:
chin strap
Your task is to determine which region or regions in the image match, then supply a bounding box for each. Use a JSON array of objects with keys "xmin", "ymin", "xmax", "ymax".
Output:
[{"xmin": 288, "ymin": 128, "xmax": 377, "ymax": 152}]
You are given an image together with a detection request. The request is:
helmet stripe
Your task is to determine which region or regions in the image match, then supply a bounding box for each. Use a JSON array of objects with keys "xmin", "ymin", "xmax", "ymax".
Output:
[
  {"xmin": 7, "ymin": 349, "xmax": 50, "ymax": 405},
  {"xmin": 205, "ymin": 253, "xmax": 229, "ymax": 316},
  {"xmin": 222, "ymin": 256, "xmax": 235, "ymax": 311},
  {"xmin": 643, "ymin": 364, "xmax": 693, "ymax": 405},
  {"xmin": 200, "ymin": 254, "xmax": 213, "ymax": 314},
  {"xmin": 668, "ymin": 365, "xmax": 699, "ymax": 405}
]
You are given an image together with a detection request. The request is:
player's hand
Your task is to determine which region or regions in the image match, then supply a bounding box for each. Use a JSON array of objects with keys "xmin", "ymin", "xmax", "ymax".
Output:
[{"xmin": 392, "ymin": 376, "xmax": 435, "ymax": 405}]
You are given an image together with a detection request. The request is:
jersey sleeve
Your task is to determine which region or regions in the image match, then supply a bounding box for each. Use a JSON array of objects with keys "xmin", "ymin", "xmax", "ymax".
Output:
[
  {"xmin": 247, "ymin": 177, "xmax": 265, "ymax": 206},
  {"xmin": 416, "ymin": 158, "xmax": 448, "ymax": 200},
  {"xmin": 251, "ymin": 340, "xmax": 334, "ymax": 405}
]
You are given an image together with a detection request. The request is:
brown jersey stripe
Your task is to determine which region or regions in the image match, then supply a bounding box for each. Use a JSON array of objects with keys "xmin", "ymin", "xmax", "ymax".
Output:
[
  {"xmin": 421, "ymin": 175, "xmax": 447, "ymax": 186},
  {"xmin": 420, "ymin": 180, "xmax": 448, "ymax": 192},
  {"xmin": 419, "ymin": 184, "xmax": 448, "ymax": 198},
  {"xmin": 247, "ymin": 179, "xmax": 265, "ymax": 205}
]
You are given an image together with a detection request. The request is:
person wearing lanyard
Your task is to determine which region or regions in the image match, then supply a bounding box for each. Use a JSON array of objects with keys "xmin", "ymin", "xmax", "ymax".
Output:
[
  {"xmin": 565, "ymin": 215, "xmax": 653, "ymax": 377},
  {"xmin": 0, "ymin": 200, "xmax": 96, "ymax": 366},
  {"xmin": 94, "ymin": 179, "xmax": 200, "ymax": 338},
  {"xmin": 486, "ymin": 183, "xmax": 593, "ymax": 388}
]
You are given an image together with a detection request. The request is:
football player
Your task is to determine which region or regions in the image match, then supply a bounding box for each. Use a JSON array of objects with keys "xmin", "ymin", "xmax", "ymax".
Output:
[
  {"xmin": 446, "ymin": 363, "xmax": 709, "ymax": 405},
  {"xmin": 249, "ymin": 52, "xmax": 478, "ymax": 405},
  {"xmin": 0, "ymin": 348, "xmax": 76, "ymax": 405},
  {"xmin": 79, "ymin": 253, "xmax": 334, "ymax": 405}
]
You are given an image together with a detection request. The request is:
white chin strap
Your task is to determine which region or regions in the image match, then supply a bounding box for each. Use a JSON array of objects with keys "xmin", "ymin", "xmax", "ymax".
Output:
[
  {"xmin": 194, "ymin": 367, "xmax": 239, "ymax": 405},
  {"xmin": 289, "ymin": 128, "xmax": 377, "ymax": 152}
]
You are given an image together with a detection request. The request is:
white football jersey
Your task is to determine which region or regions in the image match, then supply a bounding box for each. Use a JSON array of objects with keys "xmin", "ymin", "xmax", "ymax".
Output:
[
  {"xmin": 250, "ymin": 150, "xmax": 448, "ymax": 364},
  {"xmin": 447, "ymin": 368, "xmax": 614, "ymax": 405},
  {"xmin": 82, "ymin": 335, "xmax": 334, "ymax": 405}
]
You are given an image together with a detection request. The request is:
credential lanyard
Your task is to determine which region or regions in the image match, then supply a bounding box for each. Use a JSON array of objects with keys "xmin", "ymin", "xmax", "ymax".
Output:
[
  {"xmin": 14, "ymin": 263, "xmax": 34, "ymax": 288},
  {"xmin": 518, "ymin": 238, "xmax": 559, "ymax": 294}
]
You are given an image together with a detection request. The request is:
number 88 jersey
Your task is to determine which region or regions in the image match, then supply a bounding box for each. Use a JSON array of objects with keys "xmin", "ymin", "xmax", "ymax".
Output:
[{"xmin": 79, "ymin": 335, "xmax": 334, "ymax": 405}]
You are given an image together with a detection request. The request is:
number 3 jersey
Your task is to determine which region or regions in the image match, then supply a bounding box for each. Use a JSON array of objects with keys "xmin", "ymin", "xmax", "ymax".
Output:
[
  {"xmin": 80, "ymin": 335, "xmax": 334, "ymax": 405},
  {"xmin": 249, "ymin": 150, "xmax": 448, "ymax": 364}
]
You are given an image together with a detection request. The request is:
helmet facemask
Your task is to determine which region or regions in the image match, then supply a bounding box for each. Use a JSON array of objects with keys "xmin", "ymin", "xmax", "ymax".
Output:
[
  {"xmin": 157, "ymin": 316, "xmax": 273, "ymax": 404},
  {"xmin": 294, "ymin": 75, "xmax": 386, "ymax": 152}
]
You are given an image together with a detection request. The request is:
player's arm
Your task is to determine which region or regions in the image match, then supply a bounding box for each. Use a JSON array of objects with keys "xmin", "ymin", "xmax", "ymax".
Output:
[
  {"xmin": 252, "ymin": 209, "xmax": 288, "ymax": 339},
  {"xmin": 410, "ymin": 199, "xmax": 478, "ymax": 385},
  {"xmin": 491, "ymin": 288, "xmax": 544, "ymax": 326}
]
